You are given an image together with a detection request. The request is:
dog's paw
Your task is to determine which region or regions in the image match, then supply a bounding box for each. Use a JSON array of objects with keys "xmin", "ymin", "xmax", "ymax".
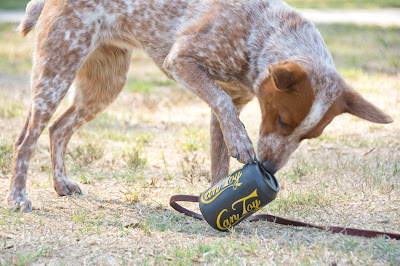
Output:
[
  {"xmin": 54, "ymin": 179, "xmax": 82, "ymax": 196},
  {"xmin": 6, "ymin": 192, "xmax": 32, "ymax": 213},
  {"xmin": 224, "ymin": 122, "xmax": 257, "ymax": 164}
]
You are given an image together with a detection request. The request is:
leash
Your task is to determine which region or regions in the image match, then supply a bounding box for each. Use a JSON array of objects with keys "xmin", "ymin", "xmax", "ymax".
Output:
[{"xmin": 170, "ymin": 194, "xmax": 400, "ymax": 240}]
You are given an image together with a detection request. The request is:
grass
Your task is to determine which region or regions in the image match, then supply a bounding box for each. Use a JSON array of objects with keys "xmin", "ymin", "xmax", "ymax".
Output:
[
  {"xmin": 121, "ymin": 143, "xmax": 147, "ymax": 171},
  {"xmin": 0, "ymin": 144, "xmax": 13, "ymax": 175},
  {"xmin": 13, "ymin": 245, "xmax": 50, "ymax": 265},
  {"xmin": 1, "ymin": 23, "xmax": 399, "ymax": 76},
  {"xmin": 0, "ymin": 20, "xmax": 399, "ymax": 265},
  {"xmin": 67, "ymin": 142, "xmax": 105, "ymax": 169},
  {"xmin": 0, "ymin": 99, "xmax": 23, "ymax": 119},
  {"xmin": 125, "ymin": 78, "xmax": 176, "ymax": 94},
  {"xmin": 317, "ymin": 24, "xmax": 400, "ymax": 75},
  {"xmin": 0, "ymin": 0, "xmax": 29, "ymax": 10},
  {"xmin": 180, "ymin": 126, "xmax": 209, "ymax": 151},
  {"xmin": 0, "ymin": 23, "xmax": 33, "ymax": 74}
]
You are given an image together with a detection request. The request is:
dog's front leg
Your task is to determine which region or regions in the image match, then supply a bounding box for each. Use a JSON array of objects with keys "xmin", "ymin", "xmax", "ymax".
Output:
[{"xmin": 164, "ymin": 55, "xmax": 256, "ymax": 167}]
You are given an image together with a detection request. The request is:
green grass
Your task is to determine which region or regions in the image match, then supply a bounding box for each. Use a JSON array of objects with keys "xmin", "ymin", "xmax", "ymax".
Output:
[
  {"xmin": 286, "ymin": 0, "xmax": 400, "ymax": 9},
  {"xmin": 1, "ymin": 22, "xmax": 399, "ymax": 77},
  {"xmin": 0, "ymin": 99, "xmax": 23, "ymax": 119},
  {"xmin": 1, "ymin": 22, "xmax": 399, "ymax": 76},
  {"xmin": 317, "ymin": 24, "xmax": 400, "ymax": 74},
  {"xmin": 0, "ymin": 23, "xmax": 33, "ymax": 74},
  {"xmin": 180, "ymin": 127, "xmax": 209, "ymax": 151},
  {"xmin": 121, "ymin": 143, "xmax": 147, "ymax": 171},
  {"xmin": 0, "ymin": 144, "xmax": 13, "ymax": 175},
  {"xmin": 67, "ymin": 142, "xmax": 105, "ymax": 169},
  {"xmin": 0, "ymin": 0, "xmax": 29, "ymax": 10},
  {"xmin": 14, "ymin": 245, "xmax": 50, "ymax": 266},
  {"xmin": 125, "ymin": 78, "xmax": 176, "ymax": 93}
]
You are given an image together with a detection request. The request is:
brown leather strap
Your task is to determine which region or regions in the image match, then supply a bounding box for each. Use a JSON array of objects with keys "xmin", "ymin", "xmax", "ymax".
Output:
[
  {"xmin": 170, "ymin": 194, "xmax": 400, "ymax": 240},
  {"xmin": 169, "ymin": 195, "xmax": 203, "ymax": 220}
]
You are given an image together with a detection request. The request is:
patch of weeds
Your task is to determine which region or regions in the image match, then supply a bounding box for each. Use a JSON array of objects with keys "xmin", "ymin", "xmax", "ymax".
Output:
[
  {"xmin": 283, "ymin": 160, "xmax": 312, "ymax": 181},
  {"xmin": 392, "ymin": 162, "xmax": 399, "ymax": 174},
  {"xmin": 14, "ymin": 245, "xmax": 50, "ymax": 266},
  {"xmin": 180, "ymin": 151, "xmax": 209, "ymax": 184},
  {"xmin": 357, "ymin": 159, "xmax": 397, "ymax": 191},
  {"xmin": 101, "ymin": 130, "xmax": 154, "ymax": 143},
  {"xmin": 0, "ymin": 207, "xmax": 23, "ymax": 227},
  {"xmin": 373, "ymin": 239, "xmax": 400, "ymax": 265},
  {"xmin": 369, "ymin": 125, "xmax": 384, "ymax": 132},
  {"xmin": 120, "ymin": 185, "xmax": 140, "ymax": 203},
  {"xmin": 72, "ymin": 208, "xmax": 103, "ymax": 236},
  {"xmin": 180, "ymin": 127, "xmax": 209, "ymax": 151},
  {"xmin": 161, "ymin": 152, "xmax": 174, "ymax": 180},
  {"xmin": 121, "ymin": 143, "xmax": 147, "ymax": 171},
  {"xmin": 143, "ymin": 212, "xmax": 202, "ymax": 234},
  {"xmin": 101, "ymin": 130, "xmax": 129, "ymax": 142},
  {"xmin": 131, "ymin": 131, "xmax": 154, "ymax": 144},
  {"xmin": 0, "ymin": 143, "xmax": 13, "ymax": 175},
  {"xmin": 122, "ymin": 171, "xmax": 145, "ymax": 183},
  {"xmin": 79, "ymin": 174, "xmax": 93, "ymax": 185},
  {"xmin": 141, "ymin": 218, "xmax": 152, "ymax": 235},
  {"xmin": 67, "ymin": 142, "xmax": 104, "ymax": 169},
  {"xmin": 76, "ymin": 168, "xmax": 111, "ymax": 184},
  {"xmin": 0, "ymin": 100, "xmax": 23, "ymax": 119},
  {"xmin": 266, "ymin": 191, "xmax": 331, "ymax": 216},
  {"xmin": 165, "ymin": 239, "xmax": 258, "ymax": 264},
  {"xmin": 39, "ymin": 160, "xmax": 52, "ymax": 174}
]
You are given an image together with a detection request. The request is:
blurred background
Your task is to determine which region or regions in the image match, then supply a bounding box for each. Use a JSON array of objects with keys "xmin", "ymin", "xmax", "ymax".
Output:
[{"xmin": 0, "ymin": 1, "xmax": 399, "ymax": 265}]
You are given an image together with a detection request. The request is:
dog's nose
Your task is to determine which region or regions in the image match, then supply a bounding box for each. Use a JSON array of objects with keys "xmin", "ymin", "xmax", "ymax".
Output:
[{"xmin": 261, "ymin": 161, "xmax": 278, "ymax": 174}]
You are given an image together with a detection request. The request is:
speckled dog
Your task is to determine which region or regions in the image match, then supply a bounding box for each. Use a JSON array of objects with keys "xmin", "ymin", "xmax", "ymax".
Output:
[{"xmin": 7, "ymin": 0, "xmax": 392, "ymax": 212}]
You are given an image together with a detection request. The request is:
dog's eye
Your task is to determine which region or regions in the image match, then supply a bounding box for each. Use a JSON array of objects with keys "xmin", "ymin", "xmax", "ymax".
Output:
[{"xmin": 278, "ymin": 115, "xmax": 287, "ymax": 129}]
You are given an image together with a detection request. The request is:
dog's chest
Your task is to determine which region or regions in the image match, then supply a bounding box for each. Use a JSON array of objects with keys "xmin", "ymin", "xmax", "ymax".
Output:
[{"xmin": 216, "ymin": 81, "xmax": 254, "ymax": 107}]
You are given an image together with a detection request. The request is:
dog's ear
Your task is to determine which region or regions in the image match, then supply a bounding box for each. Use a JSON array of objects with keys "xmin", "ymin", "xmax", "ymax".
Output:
[
  {"xmin": 343, "ymin": 88, "xmax": 393, "ymax": 124},
  {"xmin": 268, "ymin": 61, "xmax": 306, "ymax": 91}
]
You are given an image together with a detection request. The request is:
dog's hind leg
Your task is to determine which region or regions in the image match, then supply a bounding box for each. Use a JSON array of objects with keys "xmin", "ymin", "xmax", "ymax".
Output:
[
  {"xmin": 210, "ymin": 111, "xmax": 230, "ymax": 184},
  {"xmin": 48, "ymin": 44, "xmax": 132, "ymax": 196},
  {"xmin": 6, "ymin": 17, "xmax": 100, "ymax": 212}
]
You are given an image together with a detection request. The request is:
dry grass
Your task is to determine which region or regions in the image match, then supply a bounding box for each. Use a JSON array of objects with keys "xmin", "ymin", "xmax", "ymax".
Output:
[{"xmin": 0, "ymin": 22, "xmax": 399, "ymax": 265}]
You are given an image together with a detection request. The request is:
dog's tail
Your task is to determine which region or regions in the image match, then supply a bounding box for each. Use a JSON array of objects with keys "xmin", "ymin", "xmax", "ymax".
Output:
[{"xmin": 18, "ymin": 0, "xmax": 45, "ymax": 36}]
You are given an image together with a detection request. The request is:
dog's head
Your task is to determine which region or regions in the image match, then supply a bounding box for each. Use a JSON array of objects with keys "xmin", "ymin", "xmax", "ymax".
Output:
[{"xmin": 255, "ymin": 60, "xmax": 393, "ymax": 174}]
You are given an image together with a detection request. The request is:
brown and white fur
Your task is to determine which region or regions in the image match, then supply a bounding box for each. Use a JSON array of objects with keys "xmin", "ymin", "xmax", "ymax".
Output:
[{"xmin": 7, "ymin": 0, "xmax": 393, "ymax": 212}]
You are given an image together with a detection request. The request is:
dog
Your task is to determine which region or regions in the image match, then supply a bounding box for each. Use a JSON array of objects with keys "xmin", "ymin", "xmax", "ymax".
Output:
[{"xmin": 7, "ymin": 0, "xmax": 393, "ymax": 212}]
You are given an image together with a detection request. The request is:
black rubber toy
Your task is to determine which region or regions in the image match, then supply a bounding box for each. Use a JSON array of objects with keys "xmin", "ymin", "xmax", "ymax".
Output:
[{"xmin": 199, "ymin": 163, "xmax": 280, "ymax": 231}]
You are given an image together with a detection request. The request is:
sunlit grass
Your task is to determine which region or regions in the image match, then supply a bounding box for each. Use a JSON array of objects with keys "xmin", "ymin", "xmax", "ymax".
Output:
[
  {"xmin": 317, "ymin": 24, "xmax": 400, "ymax": 74},
  {"xmin": 1, "ymin": 22, "xmax": 399, "ymax": 76},
  {"xmin": 0, "ymin": 0, "xmax": 29, "ymax": 10}
]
